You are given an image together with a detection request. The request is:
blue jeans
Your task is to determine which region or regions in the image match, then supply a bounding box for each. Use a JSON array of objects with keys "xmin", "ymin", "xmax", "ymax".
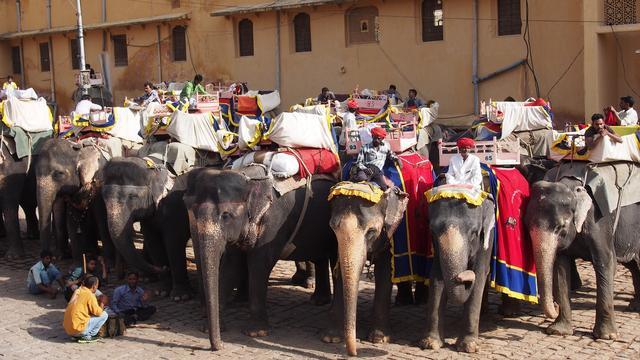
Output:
[
  {"xmin": 28, "ymin": 266, "xmax": 62, "ymax": 294},
  {"xmin": 78, "ymin": 311, "xmax": 108, "ymax": 338}
]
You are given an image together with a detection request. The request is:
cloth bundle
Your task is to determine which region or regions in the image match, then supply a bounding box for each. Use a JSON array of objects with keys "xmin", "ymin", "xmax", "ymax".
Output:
[
  {"xmin": 492, "ymin": 101, "xmax": 552, "ymax": 139},
  {"xmin": 2, "ymin": 97, "xmax": 53, "ymax": 132}
]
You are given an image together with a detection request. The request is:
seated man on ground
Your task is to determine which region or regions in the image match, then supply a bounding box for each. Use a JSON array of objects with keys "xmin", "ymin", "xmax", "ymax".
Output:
[
  {"xmin": 27, "ymin": 250, "xmax": 64, "ymax": 299},
  {"xmin": 606, "ymin": 96, "xmax": 638, "ymax": 126},
  {"xmin": 445, "ymin": 137, "xmax": 482, "ymax": 190},
  {"xmin": 111, "ymin": 271, "xmax": 156, "ymax": 326},
  {"xmin": 75, "ymin": 94, "xmax": 102, "ymax": 116},
  {"xmin": 64, "ymin": 256, "xmax": 107, "ymax": 302},
  {"xmin": 351, "ymin": 127, "xmax": 402, "ymax": 190},
  {"xmin": 63, "ymin": 276, "xmax": 108, "ymax": 343},
  {"xmin": 584, "ymin": 113, "xmax": 623, "ymax": 150},
  {"xmin": 133, "ymin": 82, "xmax": 161, "ymax": 107}
]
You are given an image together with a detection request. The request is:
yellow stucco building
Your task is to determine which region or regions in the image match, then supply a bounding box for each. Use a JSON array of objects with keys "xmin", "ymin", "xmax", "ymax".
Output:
[{"xmin": 0, "ymin": 0, "xmax": 638, "ymax": 125}]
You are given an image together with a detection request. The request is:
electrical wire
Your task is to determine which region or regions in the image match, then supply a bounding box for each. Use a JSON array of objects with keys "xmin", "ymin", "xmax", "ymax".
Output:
[
  {"xmin": 185, "ymin": 27, "xmax": 198, "ymax": 74},
  {"xmin": 546, "ymin": 47, "xmax": 583, "ymax": 100},
  {"xmin": 523, "ymin": 0, "xmax": 540, "ymax": 98},
  {"xmin": 610, "ymin": 24, "xmax": 640, "ymax": 98}
]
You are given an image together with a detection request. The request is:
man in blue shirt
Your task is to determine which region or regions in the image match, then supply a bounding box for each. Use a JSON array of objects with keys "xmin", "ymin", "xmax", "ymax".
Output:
[
  {"xmin": 111, "ymin": 271, "xmax": 156, "ymax": 326},
  {"xmin": 27, "ymin": 250, "xmax": 63, "ymax": 298}
]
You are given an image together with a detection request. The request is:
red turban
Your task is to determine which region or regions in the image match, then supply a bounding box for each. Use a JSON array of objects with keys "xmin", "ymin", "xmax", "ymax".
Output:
[
  {"xmin": 456, "ymin": 137, "xmax": 475, "ymax": 149},
  {"xmin": 347, "ymin": 99, "xmax": 359, "ymax": 109},
  {"xmin": 371, "ymin": 127, "xmax": 387, "ymax": 139}
]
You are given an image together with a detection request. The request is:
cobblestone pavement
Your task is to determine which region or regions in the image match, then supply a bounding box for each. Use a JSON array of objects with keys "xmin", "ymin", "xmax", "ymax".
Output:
[{"xmin": 1, "ymin": 238, "xmax": 640, "ymax": 360}]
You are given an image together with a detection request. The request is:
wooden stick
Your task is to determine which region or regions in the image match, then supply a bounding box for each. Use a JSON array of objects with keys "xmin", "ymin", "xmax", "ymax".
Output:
[{"xmin": 82, "ymin": 253, "xmax": 86, "ymax": 274}]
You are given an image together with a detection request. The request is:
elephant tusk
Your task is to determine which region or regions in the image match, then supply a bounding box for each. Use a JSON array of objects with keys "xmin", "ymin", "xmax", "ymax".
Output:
[{"xmin": 455, "ymin": 270, "xmax": 476, "ymax": 284}]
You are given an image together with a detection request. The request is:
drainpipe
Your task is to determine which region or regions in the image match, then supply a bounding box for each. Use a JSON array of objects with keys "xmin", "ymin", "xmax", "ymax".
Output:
[
  {"xmin": 16, "ymin": 0, "xmax": 25, "ymax": 87},
  {"xmin": 472, "ymin": 0, "xmax": 479, "ymax": 115},
  {"xmin": 76, "ymin": 0, "xmax": 87, "ymax": 81},
  {"xmin": 101, "ymin": 0, "xmax": 107, "ymax": 51},
  {"xmin": 156, "ymin": 25, "xmax": 163, "ymax": 83},
  {"xmin": 47, "ymin": 0, "xmax": 56, "ymax": 102},
  {"xmin": 275, "ymin": 11, "xmax": 281, "ymax": 92}
]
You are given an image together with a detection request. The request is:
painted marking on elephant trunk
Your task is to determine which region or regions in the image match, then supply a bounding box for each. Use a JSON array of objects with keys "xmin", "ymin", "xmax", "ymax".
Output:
[{"xmin": 530, "ymin": 226, "xmax": 559, "ymax": 319}]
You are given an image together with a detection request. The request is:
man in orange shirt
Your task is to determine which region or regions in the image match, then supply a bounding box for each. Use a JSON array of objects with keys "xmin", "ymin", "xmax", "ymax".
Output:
[{"xmin": 63, "ymin": 276, "xmax": 108, "ymax": 343}]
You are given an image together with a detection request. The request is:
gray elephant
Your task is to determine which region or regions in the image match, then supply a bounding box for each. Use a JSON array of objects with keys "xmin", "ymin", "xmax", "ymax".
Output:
[
  {"xmin": 323, "ymin": 188, "xmax": 408, "ymax": 356},
  {"xmin": 101, "ymin": 157, "xmax": 193, "ymax": 299},
  {"xmin": 36, "ymin": 138, "xmax": 113, "ymax": 263},
  {"xmin": 419, "ymin": 195, "xmax": 495, "ymax": 353},
  {"xmin": 525, "ymin": 175, "xmax": 640, "ymax": 339},
  {"xmin": 185, "ymin": 166, "xmax": 337, "ymax": 351}
]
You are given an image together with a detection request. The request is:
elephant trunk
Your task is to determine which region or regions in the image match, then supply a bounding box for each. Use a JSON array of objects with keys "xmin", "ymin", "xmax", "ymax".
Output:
[
  {"xmin": 105, "ymin": 200, "xmax": 162, "ymax": 275},
  {"xmin": 438, "ymin": 226, "xmax": 473, "ymax": 305},
  {"xmin": 36, "ymin": 176, "xmax": 57, "ymax": 251},
  {"xmin": 197, "ymin": 214, "xmax": 225, "ymax": 351},
  {"xmin": 334, "ymin": 214, "xmax": 367, "ymax": 357},
  {"xmin": 530, "ymin": 226, "xmax": 559, "ymax": 319}
]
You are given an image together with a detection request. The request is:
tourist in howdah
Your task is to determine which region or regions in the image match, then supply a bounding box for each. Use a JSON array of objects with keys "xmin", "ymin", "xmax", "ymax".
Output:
[
  {"xmin": 339, "ymin": 99, "xmax": 359, "ymax": 146},
  {"xmin": 317, "ymin": 86, "xmax": 336, "ymax": 103},
  {"xmin": 63, "ymin": 276, "xmax": 108, "ymax": 343},
  {"xmin": 2, "ymin": 75, "xmax": 17, "ymax": 91},
  {"xmin": 111, "ymin": 271, "xmax": 156, "ymax": 326},
  {"xmin": 584, "ymin": 113, "xmax": 623, "ymax": 150},
  {"xmin": 180, "ymin": 74, "xmax": 206, "ymax": 106},
  {"xmin": 404, "ymin": 88, "xmax": 425, "ymax": 110},
  {"xmin": 74, "ymin": 94, "xmax": 102, "ymax": 116},
  {"xmin": 351, "ymin": 127, "xmax": 402, "ymax": 190},
  {"xmin": 606, "ymin": 95, "xmax": 638, "ymax": 126},
  {"xmin": 133, "ymin": 81, "xmax": 161, "ymax": 107},
  {"xmin": 444, "ymin": 137, "xmax": 483, "ymax": 189},
  {"xmin": 27, "ymin": 250, "xmax": 64, "ymax": 299},
  {"xmin": 385, "ymin": 84, "xmax": 403, "ymax": 104}
]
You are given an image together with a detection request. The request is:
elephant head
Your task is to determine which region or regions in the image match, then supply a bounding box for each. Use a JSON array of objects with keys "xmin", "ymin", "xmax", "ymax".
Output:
[
  {"xmin": 184, "ymin": 168, "xmax": 273, "ymax": 351},
  {"xmin": 525, "ymin": 179, "xmax": 591, "ymax": 319},
  {"xmin": 101, "ymin": 157, "xmax": 173, "ymax": 275},
  {"xmin": 328, "ymin": 188, "xmax": 409, "ymax": 356},
  {"xmin": 428, "ymin": 196, "xmax": 495, "ymax": 306},
  {"xmin": 36, "ymin": 139, "xmax": 102, "ymax": 251}
]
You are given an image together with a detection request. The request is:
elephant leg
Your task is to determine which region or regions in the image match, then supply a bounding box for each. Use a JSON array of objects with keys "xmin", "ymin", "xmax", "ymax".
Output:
[
  {"xmin": 92, "ymin": 200, "xmax": 115, "ymax": 271},
  {"xmin": 52, "ymin": 198, "xmax": 70, "ymax": 259},
  {"xmin": 321, "ymin": 263, "xmax": 344, "ymax": 344},
  {"xmin": 395, "ymin": 281, "xmax": 414, "ymax": 306},
  {"xmin": 623, "ymin": 261, "xmax": 640, "ymax": 311},
  {"xmin": 0, "ymin": 213, "xmax": 6, "ymax": 238},
  {"xmin": 66, "ymin": 208, "xmax": 84, "ymax": 265},
  {"xmin": 369, "ymin": 250, "xmax": 392, "ymax": 344},
  {"xmin": 570, "ymin": 259, "xmax": 583, "ymax": 291},
  {"xmin": 220, "ymin": 248, "xmax": 246, "ymax": 308},
  {"xmin": 3, "ymin": 201, "xmax": 24, "ymax": 258},
  {"xmin": 500, "ymin": 294, "xmax": 522, "ymax": 317},
  {"xmin": 291, "ymin": 261, "xmax": 314, "ymax": 289},
  {"xmin": 141, "ymin": 220, "xmax": 168, "ymax": 288},
  {"xmin": 414, "ymin": 281, "xmax": 428, "ymax": 305},
  {"xmin": 243, "ymin": 251, "xmax": 277, "ymax": 337},
  {"xmin": 21, "ymin": 173, "xmax": 39, "ymax": 240},
  {"xmin": 592, "ymin": 250, "xmax": 618, "ymax": 340},
  {"xmin": 310, "ymin": 258, "xmax": 331, "ymax": 305},
  {"xmin": 455, "ymin": 267, "xmax": 490, "ymax": 353},
  {"xmin": 419, "ymin": 260, "xmax": 446, "ymax": 350},
  {"xmin": 166, "ymin": 233, "xmax": 192, "ymax": 302},
  {"xmin": 546, "ymin": 255, "xmax": 573, "ymax": 336}
]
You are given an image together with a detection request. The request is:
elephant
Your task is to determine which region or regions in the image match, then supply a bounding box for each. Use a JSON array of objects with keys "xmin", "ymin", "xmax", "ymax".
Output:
[
  {"xmin": 525, "ymin": 177, "xmax": 640, "ymax": 339},
  {"xmin": 419, "ymin": 195, "xmax": 496, "ymax": 353},
  {"xmin": 101, "ymin": 157, "xmax": 193, "ymax": 299},
  {"xmin": 185, "ymin": 165, "xmax": 337, "ymax": 351},
  {"xmin": 323, "ymin": 188, "xmax": 409, "ymax": 356},
  {"xmin": 35, "ymin": 138, "xmax": 113, "ymax": 264},
  {"xmin": 0, "ymin": 141, "xmax": 40, "ymax": 258}
]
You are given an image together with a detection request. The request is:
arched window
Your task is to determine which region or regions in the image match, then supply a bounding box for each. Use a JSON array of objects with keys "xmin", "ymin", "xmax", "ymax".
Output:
[
  {"xmin": 293, "ymin": 13, "xmax": 311, "ymax": 53},
  {"xmin": 172, "ymin": 26, "xmax": 187, "ymax": 61},
  {"xmin": 346, "ymin": 6, "xmax": 378, "ymax": 45},
  {"xmin": 422, "ymin": 0, "xmax": 443, "ymax": 42},
  {"xmin": 238, "ymin": 18, "xmax": 254, "ymax": 57}
]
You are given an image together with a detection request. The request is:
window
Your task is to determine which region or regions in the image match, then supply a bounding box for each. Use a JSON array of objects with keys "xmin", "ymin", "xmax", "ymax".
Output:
[
  {"xmin": 112, "ymin": 34, "xmax": 128, "ymax": 66},
  {"xmin": 11, "ymin": 46, "xmax": 21, "ymax": 74},
  {"xmin": 346, "ymin": 7, "xmax": 378, "ymax": 45},
  {"xmin": 172, "ymin": 26, "xmax": 187, "ymax": 61},
  {"xmin": 40, "ymin": 42, "xmax": 50, "ymax": 72},
  {"xmin": 238, "ymin": 19, "xmax": 254, "ymax": 57},
  {"xmin": 422, "ymin": 0, "xmax": 443, "ymax": 42},
  {"xmin": 604, "ymin": 0, "xmax": 637, "ymax": 25},
  {"xmin": 294, "ymin": 13, "xmax": 311, "ymax": 52},
  {"xmin": 498, "ymin": 0, "xmax": 522, "ymax": 36},
  {"xmin": 70, "ymin": 38, "xmax": 80, "ymax": 70}
]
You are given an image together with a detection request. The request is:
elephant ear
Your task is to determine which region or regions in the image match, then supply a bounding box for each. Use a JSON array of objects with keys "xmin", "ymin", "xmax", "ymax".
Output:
[
  {"xmin": 481, "ymin": 198, "xmax": 496, "ymax": 250},
  {"xmin": 383, "ymin": 188, "xmax": 409, "ymax": 239},
  {"xmin": 572, "ymin": 186, "xmax": 591, "ymax": 233},
  {"xmin": 149, "ymin": 167, "xmax": 175, "ymax": 207},
  {"xmin": 242, "ymin": 178, "xmax": 274, "ymax": 247}
]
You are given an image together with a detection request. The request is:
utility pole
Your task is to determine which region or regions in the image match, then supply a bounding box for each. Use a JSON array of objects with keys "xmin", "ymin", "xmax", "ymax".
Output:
[{"xmin": 76, "ymin": 0, "xmax": 87, "ymax": 94}]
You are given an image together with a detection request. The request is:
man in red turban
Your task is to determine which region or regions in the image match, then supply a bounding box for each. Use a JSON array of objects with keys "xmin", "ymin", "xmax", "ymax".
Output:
[
  {"xmin": 351, "ymin": 127, "xmax": 402, "ymax": 190},
  {"xmin": 339, "ymin": 99, "xmax": 360, "ymax": 147},
  {"xmin": 445, "ymin": 137, "xmax": 482, "ymax": 189}
]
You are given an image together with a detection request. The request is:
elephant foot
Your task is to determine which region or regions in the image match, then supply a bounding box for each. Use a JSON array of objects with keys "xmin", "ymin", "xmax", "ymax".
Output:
[
  {"xmin": 242, "ymin": 321, "xmax": 269, "ymax": 338},
  {"xmin": 545, "ymin": 320, "xmax": 573, "ymax": 336},
  {"xmin": 499, "ymin": 296, "xmax": 522, "ymax": 318},
  {"xmin": 321, "ymin": 328, "xmax": 343, "ymax": 344},
  {"xmin": 310, "ymin": 292, "xmax": 331, "ymax": 306},
  {"xmin": 593, "ymin": 322, "xmax": 618, "ymax": 340},
  {"xmin": 456, "ymin": 337, "xmax": 479, "ymax": 353},
  {"xmin": 291, "ymin": 269, "xmax": 310, "ymax": 288},
  {"xmin": 170, "ymin": 287, "xmax": 192, "ymax": 302},
  {"xmin": 24, "ymin": 229, "xmax": 39, "ymax": 240},
  {"xmin": 368, "ymin": 329, "xmax": 390, "ymax": 344},
  {"xmin": 155, "ymin": 289, "xmax": 170, "ymax": 298},
  {"xmin": 418, "ymin": 336, "xmax": 443, "ymax": 350},
  {"xmin": 626, "ymin": 300, "xmax": 640, "ymax": 312},
  {"xmin": 414, "ymin": 283, "xmax": 428, "ymax": 305},
  {"xmin": 305, "ymin": 276, "xmax": 315, "ymax": 290},
  {"xmin": 4, "ymin": 246, "xmax": 25, "ymax": 259},
  {"xmin": 394, "ymin": 291, "xmax": 414, "ymax": 306}
]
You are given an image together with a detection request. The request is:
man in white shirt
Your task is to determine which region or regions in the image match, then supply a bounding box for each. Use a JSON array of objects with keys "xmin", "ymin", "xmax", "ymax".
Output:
[
  {"xmin": 608, "ymin": 96, "xmax": 638, "ymax": 126},
  {"xmin": 445, "ymin": 137, "xmax": 483, "ymax": 190},
  {"xmin": 339, "ymin": 99, "xmax": 359, "ymax": 146},
  {"xmin": 75, "ymin": 94, "xmax": 102, "ymax": 116}
]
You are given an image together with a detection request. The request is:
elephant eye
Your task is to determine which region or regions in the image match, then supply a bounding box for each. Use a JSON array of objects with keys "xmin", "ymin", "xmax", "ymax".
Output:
[
  {"xmin": 365, "ymin": 228, "xmax": 379, "ymax": 240},
  {"xmin": 128, "ymin": 193, "xmax": 139, "ymax": 200},
  {"xmin": 52, "ymin": 170, "xmax": 66, "ymax": 180},
  {"xmin": 220, "ymin": 212, "xmax": 233, "ymax": 221}
]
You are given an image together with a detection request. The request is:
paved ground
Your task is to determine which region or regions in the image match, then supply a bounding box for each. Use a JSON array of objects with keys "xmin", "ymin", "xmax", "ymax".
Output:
[{"xmin": 2, "ymin": 238, "xmax": 640, "ymax": 360}]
